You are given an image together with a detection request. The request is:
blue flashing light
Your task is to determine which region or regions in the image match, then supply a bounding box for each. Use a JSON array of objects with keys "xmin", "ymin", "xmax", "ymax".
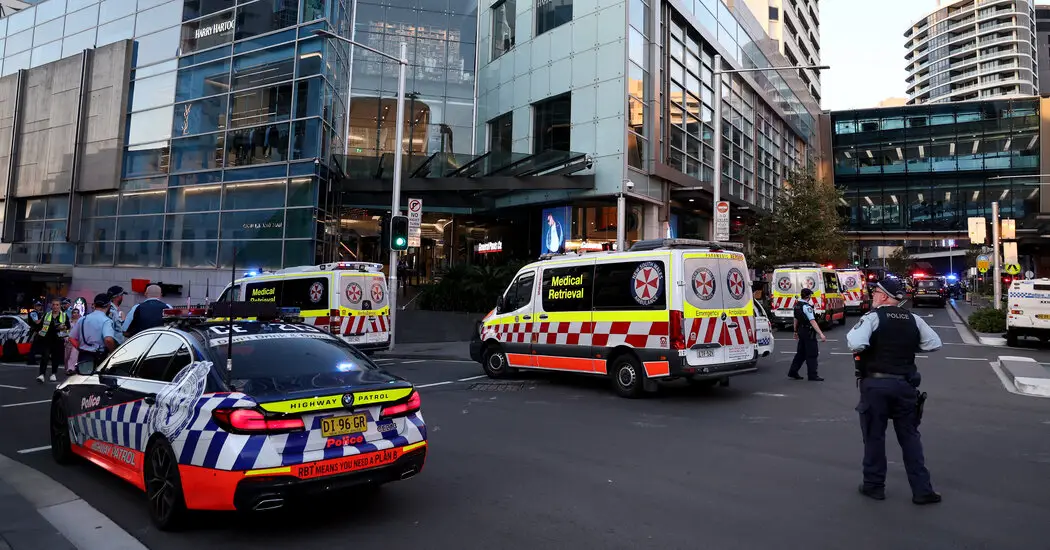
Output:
[
  {"xmin": 278, "ymin": 306, "xmax": 301, "ymax": 316},
  {"xmin": 946, "ymin": 274, "xmax": 958, "ymax": 281},
  {"xmin": 243, "ymin": 270, "xmax": 259, "ymax": 278}
]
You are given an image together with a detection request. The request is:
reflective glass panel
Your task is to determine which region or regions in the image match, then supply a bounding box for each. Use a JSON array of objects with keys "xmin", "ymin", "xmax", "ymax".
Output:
[
  {"xmin": 295, "ymin": 37, "xmax": 322, "ymax": 77},
  {"xmin": 175, "ymin": 58, "xmax": 230, "ymax": 101},
  {"xmin": 218, "ymin": 239, "xmax": 282, "ymax": 269},
  {"xmin": 167, "ymin": 184, "xmax": 221, "ymax": 211},
  {"xmin": 291, "ymin": 118, "xmax": 320, "ymax": 160},
  {"xmin": 135, "ymin": 26, "xmax": 181, "ymax": 67},
  {"xmin": 65, "ymin": 4, "xmax": 99, "ymax": 35},
  {"xmin": 180, "ymin": 8, "xmax": 235, "ymax": 54},
  {"xmin": 284, "ymin": 207, "xmax": 314, "ymax": 238},
  {"xmin": 78, "ymin": 241, "xmax": 115, "ymax": 265},
  {"xmin": 131, "ymin": 72, "xmax": 177, "ymax": 112},
  {"xmin": 233, "ymin": 28, "xmax": 295, "ymax": 54},
  {"xmin": 235, "ymin": 0, "xmax": 299, "ymax": 40},
  {"xmin": 8, "ymin": 30, "xmax": 34, "ymax": 54},
  {"xmin": 82, "ymin": 217, "xmax": 117, "ymax": 241},
  {"xmin": 117, "ymin": 241, "xmax": 162, "ymax": 266},
  {"xmin": 229, "ymin": 83, "xmax": 292, "ymax": 128},
  {"xmin": 96, "ymin": 15, "xmax": 134, "ymax": 46},
  {"xmin": 35, "ymin": 0, "xmax": 67, "ymax": 23},
  {"xmin": 124, "ymin": 142, "xmax": 170, "ymax": 177},
  {"xmin": 220, "ymin": 209, "xmax": 286, "ymax": 239},
  {"xmin": 67, "ymin": 0, "xmax": 100, "ymax": 11},
  {"xmin": 294, "ymin": 77, "xmax": 322, "ymax": 118},
  {"xmin": 223, "ymin": 178, "xmax": 286, "ymax": 209},
  {"xmin": 284, "ymin": 239, "xmax": 313, "ymax": 266},
  {"xmin": 231, "ymin": 44, "xmax": 294, "ymax": 90},
  {"xmin": 8, "ymin": 9, "xmax": 36, "ymax": 34},
  {"xmin": 31, "ymin": 42, "xmax": 63, "ymax": 66},
  {"xmin": 287, "ymin": 176, "xmax": 315, "ymax": 206},
  {"xmin": 99, "ymin": 0, "xmax": 135, "ymax": 25},
  {"xmin": 2, "ymin": 52, "xmax": 31, "ymax": 76},
  {"xmin": 128, "ymin": 106, "xmax": 175, "ymax": 145},
  {"xmin": 163, "ymin": 240, "xmax": 217, "ymax": 268},
  {"xmin": 172, "ymin": 96, "xmax": 228, "ymax": 137},
  {"xmin": 63, "ymin": 29, "xmax": 98, "ymax": 57},
  {"xmin": 225, "ymin": 124, "xmax": 290, "ymax": 167},
  {"xmin": 136, "ymin": 1, "xmax": 183, "ymax": 35},
  {"xmin": 170, "ymin": 133, "xmax": 226, "ymax": 172},
  {"xmin": 33, "ymin": 19, "xmax": 64, "ymax": 47},
  {"xmin": 116, "ymin": 215, "xmax": 164, "ymax": 240},
  {"xmin": 119, "ymin": 189, "xmax": 166, "ymax": 215},
  {"xmin": 183, "ymin": 0, "xmax": 236, "ymax": 21},
  {"xmin": 164, "ymin": 213, "xmax": 219, "ymax": 240},
  {"xmin": 82, "ymin": 193, "xmax": 119, "ymax": 217}
]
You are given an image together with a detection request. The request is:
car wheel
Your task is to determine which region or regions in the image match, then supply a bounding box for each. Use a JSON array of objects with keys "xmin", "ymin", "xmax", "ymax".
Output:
[
  {"xmin": 609, "ymin": 354, "xmax": 644, "ymax": 398},
  {"xmin": 482, "ymin": 345, "xmax": 511, "ymax": 379},
  {"xmin": 145, "ymin": 439, "xmax": 188, "ymax": 531},
  {"xmin": 1006, "ymin": 330, "xmax": 1018, "ymax": 347},
  {"xmin": 50, "ymin": 399, "xmax": 74, "ymax": 465}
]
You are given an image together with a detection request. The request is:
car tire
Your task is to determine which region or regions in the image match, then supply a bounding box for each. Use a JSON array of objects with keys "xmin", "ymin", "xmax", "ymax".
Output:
[
  {"xmin": 50, "ymin": 399, "xmax": 75, "ymax": 465},
  {"xmin": 1006, "ymin": 330, "xmax": 1018, "ymax": 347},
  {"xmin": 482, "ymin": 344, "xmax": 511, "ymax": 379},
  {"xmin": 609, "ymin": 354, "xmax": 644, "ymax": 398},
  {"xmin": 838, "ymin": 312, "xmax": 846, "ymax": 326},
  {"xmin": 145, "ymin": 439, "xmax": 188, "ymax": 531}
]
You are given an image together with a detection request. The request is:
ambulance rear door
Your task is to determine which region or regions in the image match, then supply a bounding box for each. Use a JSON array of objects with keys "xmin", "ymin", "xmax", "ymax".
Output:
[
  {"xmin": 339, "ymin": 272, "xmax": 390, "ymax": 345},
  {"xmin": 770, "ymin": 270, "xmax": 797, "ymax": 324},
  {"xmin": 719, "ymin": 253, "xmax": 755, "ymax": 364},
  {"xmin": 683, "ymin": 252, "xmax": 727, "ymax": 367},
  {"xmin": 838, "ymin": 270, "xmax": 864, "ymax": 307}
]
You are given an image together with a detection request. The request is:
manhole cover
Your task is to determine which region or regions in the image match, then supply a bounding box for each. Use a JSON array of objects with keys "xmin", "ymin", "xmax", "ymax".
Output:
[{"xmin": 468, "ymin": 382, "xmax": 527, "ymax": 392}]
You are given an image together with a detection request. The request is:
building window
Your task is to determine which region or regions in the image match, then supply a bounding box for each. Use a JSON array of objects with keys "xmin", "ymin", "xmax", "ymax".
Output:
[
  {"xmin": 769, "ymin": 6, "xmax": 778, "ymax": 21},
  {"xmin": 536, "ymin": 0, "xmax": 572, "ymax": 36},
  {"xmin": 13, "ymin": 196, "xmax": 74, "ymax": 265},
  {"xmin": 492, "ymin": 0, "xmax": 516, "ymax": 60},
  {"xmin": 489, "ymin": 112, "xmax": 513, "ymax": 154},
  {"xmin": 533, "ymin": 93, "xmax": 571, "ymax": 153}
]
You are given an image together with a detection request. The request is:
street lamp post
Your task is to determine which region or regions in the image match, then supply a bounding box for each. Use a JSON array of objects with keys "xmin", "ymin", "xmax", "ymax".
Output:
[
  {"xmin": 710, "ymin": 55, "xmax": 829, "ymax": 240},
  {"xmin": 314, "ymin": 29, "xmax": 408, "ymax": 349}
]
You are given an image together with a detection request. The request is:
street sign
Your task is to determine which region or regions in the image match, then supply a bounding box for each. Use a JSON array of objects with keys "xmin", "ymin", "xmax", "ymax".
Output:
[
  {"xmin": 407, "ymin": 198, "xmax": 422, "ymax": 248},
  {"xmin": 1004, "ymin": 263, "xmax": 1021, "ymax": 276},
  {"xmin": 976, "ymin": 254, "xmax": 990, "ymax": 273},
  {"xmin": 714, "ymin": 201, "xmax": 730, "ymax": 241},
  {"xmin": 1003, "ymin": 241, "xmax": 1018, "ymax": 265},
  {"xmin": 1025, "ymin": 270, "xmax": 1035, "ymax": 280},
  {"xmin": 1000, "ymin": 218, "xmax": 1016, "ymax": 240},
  {"xmin": 967, "ymin": 217, "xmax": 986, "ymax": 244}
]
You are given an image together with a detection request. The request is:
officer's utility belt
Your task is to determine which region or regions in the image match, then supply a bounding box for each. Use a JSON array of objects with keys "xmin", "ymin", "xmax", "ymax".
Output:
[{"xmin": 868, "ymin": 372, "xmax": 908, "ymax": 380}]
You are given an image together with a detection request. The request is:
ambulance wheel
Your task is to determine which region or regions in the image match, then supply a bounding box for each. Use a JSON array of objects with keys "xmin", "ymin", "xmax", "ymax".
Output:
[
  {"xmin": 482, "ymin": 345, "xmax": 512, "ymax": 379},
  {"xmin": 49, "ymin": 398, "xmax": 74, "ymax": 465},
  {"xmin": 145, "ymin": 439, "xmax": 188, "ymax": 531},
  {"xmin": 1006, "ymin": 330, "xmax": 1018, "ymax": 347},
  {"xmin": 838, "ymin": 313, "xmax": 846, "ymax": 326},
  {"xmin": 609, "ymin": 354, "xmax": 644, "ymax": 398}
]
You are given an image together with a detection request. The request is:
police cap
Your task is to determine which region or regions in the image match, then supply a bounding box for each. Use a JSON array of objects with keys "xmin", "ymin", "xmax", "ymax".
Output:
[
  {"xmin": 800, "ymin": 288, "xmax": 813, "ymax": 299},
  {"xmin": 107, "ymin": 285, "xmax": 128, "ymax": 297},
  {"xmin": 874, "ymin": 278, "xmax": 905, "ymax": 301},
  {"xmin": 93, "ymin": 293, "xmax": 112, "ymax": 307}
]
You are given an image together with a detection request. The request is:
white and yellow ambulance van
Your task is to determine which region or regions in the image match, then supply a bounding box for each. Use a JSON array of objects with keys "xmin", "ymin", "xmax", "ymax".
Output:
[
  {"xmin": 217, "ymin": 262, "xmax": 391, "ymax": 352},
  {"xmin": 770, "ymin": 262, "xmax": 846, "ymax": 330},
  {"xmin": 836, "ymin": 268, "xmax": 870, "ymax": 315},
  {"xmin": 1006, "ymin": 278, "xmax": 1050, "ymax": 347},
  {"xmin": 470, "ymin": 239, "xmax": 758, "ymax": 398}
]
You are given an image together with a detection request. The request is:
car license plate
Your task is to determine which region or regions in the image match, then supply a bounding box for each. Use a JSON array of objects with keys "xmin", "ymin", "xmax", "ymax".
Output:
[
  {"xmin": 365, "ymin": 332, "xmax": 386, "ymax": 343},
  {"xmin": 320, "ymin": 414, "xmax": 368, "ymax": 438},
  {"xmin": 1036, "ymin": 314, "xmax": 1050, "ymax": 320},
  {"xmin": 695, "ymin": 348, "xmax": 715, "ymax": 358},
  {"xmin": 775, "ymin": 310, "xmax": 791, "ymax": 317}
]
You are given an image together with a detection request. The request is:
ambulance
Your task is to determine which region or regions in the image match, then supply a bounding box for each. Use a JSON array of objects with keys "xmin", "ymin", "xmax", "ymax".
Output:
[
  {"xmin": 769, "ymin": 262, "xmax": 846, "ymax": 330},
  {"xmin": 469, "ymin": 239, "xmax": 758, "ymax": 398},
  {"xmin": 217, "ymin": 262, "xmax": 391, "ymax": 352},
  {"xmin": 836, "ymin": 268, "xmax": 870, "ymax": 314},
  {"xmin": 1006, "ymin": 278, "xmax": 1050, "ymax": 347}
]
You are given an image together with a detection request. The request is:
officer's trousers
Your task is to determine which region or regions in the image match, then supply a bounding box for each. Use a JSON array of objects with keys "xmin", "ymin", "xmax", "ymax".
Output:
[
  {"xmin": 856, "ymin": 377, "xmax": 934, "ymax": 495},
  {"xmin": 788, "ymin": 337, "xmax": 819, "ymax": 379}
]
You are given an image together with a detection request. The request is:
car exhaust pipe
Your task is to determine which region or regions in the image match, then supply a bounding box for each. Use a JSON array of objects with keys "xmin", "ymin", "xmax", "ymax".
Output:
[
  {"xmin": 253, "ymin": 498, "xmax": 285, "ymax": 511},
  {"xmin": 400, "ymin": 468, "xmax": 417, "ymax": 480}
]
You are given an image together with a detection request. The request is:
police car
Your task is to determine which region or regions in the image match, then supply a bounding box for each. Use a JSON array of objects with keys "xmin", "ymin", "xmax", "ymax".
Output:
[
  {"xmin": 0, "ymin": 314, "xmax": 33, "ymax": 360},
  {"xmin": 49, "ymin": 304, "xmax": 426, "ymax": 530},
  {"xmin": 1006, "ymin": 278, "xmax": 1050, "ymax": 346}
]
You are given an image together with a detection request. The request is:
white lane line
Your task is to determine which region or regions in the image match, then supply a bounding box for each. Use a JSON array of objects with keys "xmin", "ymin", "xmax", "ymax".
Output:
[
  {"xmin": 945, "ymin": 357, "xmax": 989, "ymax": 361},
  {"xmin": 916, "ymin": 355, "xmax": 929, "ymax": 359},
  {"xmin": 0, "ymin": 384, "xmax": 27, "ymax": 390},
  {"xmin": 753, "ymin": 392, "xmax": 786, "ymax": 397},
  {"xmin": 457, "ymin": 375, "xmax": 486, "ymax": 382},
  {"xmin": 400, "ymin": 360, "xmax": 426, "ymax": 364},
  {"xmin": 415, "ymin": 381, "xmax": 454, "ymax": 388},
  {"xmin": 830, "ymin": 352, "xmax": 853, "ymax": 356},
  {"xmin": 1, "ymin": 399, "xmax": 50, "ymax": 408},
  {"xmin": 929, "ymin": 325, "xmax": 956, "ymax": 328},
  {"xmin": 17, "ymin": 445, "xmax": 51, "ymax": 454}
]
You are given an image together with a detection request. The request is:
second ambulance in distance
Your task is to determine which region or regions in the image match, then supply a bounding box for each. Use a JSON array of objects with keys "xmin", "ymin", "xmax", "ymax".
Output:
[{"xmin": 470, "ymin": 239, "xmax": 759, "ymax": 397}]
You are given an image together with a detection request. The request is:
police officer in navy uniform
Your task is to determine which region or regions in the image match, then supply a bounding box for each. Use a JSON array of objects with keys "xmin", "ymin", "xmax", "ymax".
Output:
[
  {"xmin": 847, "ymin": 278, "xmax": 942, "ymax": 504},
  {"xmin": 71, "ymin": 294, "xmax": 118, "ymax": 366},
  {"xmin": 122, "ymin": 284, "xmax": 171, "ymax": 337},
  {"xmin": 788, "ymin": 288, "xmax": 826, "ymax": 381},
  {"xmin": 106, "ymin": 285, "xmax": 128, "ymax": 346}
]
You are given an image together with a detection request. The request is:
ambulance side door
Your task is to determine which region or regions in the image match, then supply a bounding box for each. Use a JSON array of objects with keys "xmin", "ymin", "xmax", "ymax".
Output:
[
  {"xmin": 495, "ymin": 268, "xmax": 539, "ymax": 368},
  {"xmin": 683, "ymin": 253, "xmax": 725, "ymax": 366},
  {"xmin": 533, "ymin": 262, "xmax": 595, "ymax": 371}
]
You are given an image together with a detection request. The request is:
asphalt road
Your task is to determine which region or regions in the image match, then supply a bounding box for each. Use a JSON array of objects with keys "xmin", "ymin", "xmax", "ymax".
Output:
[{"xmin": 1, "ymin": 303, "xmax": 1049, "ymax": 549}]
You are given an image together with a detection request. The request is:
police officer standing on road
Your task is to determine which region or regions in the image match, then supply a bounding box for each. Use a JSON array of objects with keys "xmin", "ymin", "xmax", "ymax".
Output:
[
  {"xmin": 106, "ymin": 285, "xmax": 128, "ymax": 346},
  {"xmin": 26, "ymin": 300, "xmax": 44, "ymax": 365},
  {"xmin": 122, "ymin": 284, "xmax": 170, "ymax": 337},
  {"xmin": 788, "ymin": 288, "xmax": 826, "ymax": 381},
  {"xmin": 70, "ymin": 294, "xmax": 118, "ymax": 366},
  {"xmin": 847, "ymin": 278, "xmax": 942, "ymax": 505}
]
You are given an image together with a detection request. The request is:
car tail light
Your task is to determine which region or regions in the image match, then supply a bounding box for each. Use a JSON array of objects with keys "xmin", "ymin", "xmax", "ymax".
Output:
[
  {"xmin": 212, "ymin": 409, "xmax": 304, "ymax": 434},
  {"xmin": 328, "ymin": 308, "xmax": 342, "ymax": 334},
  {"xmin": 380, "ymin": 391, "xmax": 421, "ymax": 419},
  {"xmin": 669, "ymin": 310, "xmax": 686, "ymax": 351},
  {"xmin": 1010, "ymin": 309, "xmax": 1023, "ymax": 315}
]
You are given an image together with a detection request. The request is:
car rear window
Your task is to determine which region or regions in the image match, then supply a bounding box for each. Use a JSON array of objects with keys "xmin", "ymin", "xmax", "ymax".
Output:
[{"xmin": 917, "ymin": 280, "xmax": 941, "ymax": 288}]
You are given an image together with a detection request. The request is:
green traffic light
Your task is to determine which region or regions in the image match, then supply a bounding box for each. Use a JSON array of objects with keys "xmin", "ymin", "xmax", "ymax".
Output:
[{"xmin": 395, "ymin": 237, "xmax": 406, "ymax": 246}]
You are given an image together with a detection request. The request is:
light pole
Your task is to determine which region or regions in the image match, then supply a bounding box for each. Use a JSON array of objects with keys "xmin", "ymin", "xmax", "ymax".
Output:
[
  {"xmin": 710, "ymin": 55, "xmax": 829, "ymax": 239},
  {"xmin": 314, "ymin": 29, "xmax": 408, "ymax": 348}
]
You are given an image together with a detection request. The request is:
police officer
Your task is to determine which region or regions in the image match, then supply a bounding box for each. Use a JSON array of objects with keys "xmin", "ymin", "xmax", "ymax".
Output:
[
  {"xmin": 70, "ymin": 294, "xmax": 118, "ymax": 366},
  {"xmin": 847, "ymin": 278, "xmax": 942, "ymax": 504},
  {"xmin": 35, "ymin": 299, "xmax": 69, "ymax": 383},
  {"xmin": 787, "ymin": 288, "xmax": 826, "ymax": 381},
  {"xmin": 122, "ymin": 284, "xmax": 170, "ymax": 337},
  {"xmin": 26, "ymin": 300, "xmax": 44, "ymax": 365},
  {"xmin": 106, "ymin": 285, "xmax": 128, "ymax": 346}
]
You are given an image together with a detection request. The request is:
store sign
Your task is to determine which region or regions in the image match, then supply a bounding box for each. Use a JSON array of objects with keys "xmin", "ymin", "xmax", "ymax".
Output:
[
  {"xmin": 475, "ymin": 241, "xmax": 502, "ymax": 254},
  {"xmin": 195, "ymin": 20, "xmax": 234, "ymax": 40},
  {"xmin": 181, "ymin": 11, "xmax": 235, "ymax": 54}
]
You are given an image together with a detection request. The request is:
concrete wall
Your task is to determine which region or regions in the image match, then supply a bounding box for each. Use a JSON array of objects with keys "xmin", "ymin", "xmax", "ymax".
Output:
[
  {"xmin": 0, "ymin": 74, "xmax": 17, "ymax": 202},
  {"xmin": 14, "ymin": 55, "xmax": 84, "ymax": 197},
  {"xmin": 79, "ymin": 41, "xmax": 132, "ymax": 193}
]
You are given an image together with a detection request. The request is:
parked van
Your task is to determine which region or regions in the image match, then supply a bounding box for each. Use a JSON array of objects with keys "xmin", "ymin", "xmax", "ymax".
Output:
[
  {"xmin": 217, "ymin": 262, "xmax": 391, "ymax": 352},
  {"xmin": 1006, "ymin": 278, "xmax": 1050, "ymax": 347},
  {"xmin": 836, "ymin": 268, "xmax": 870, "ymax": 314},
  {"xmin": 769, "ymin": 262, "xmax": 846, "ymax": 330},
  {"xmin": 470, "ymin": 239, "xmax": 758, "ymax": 397}
]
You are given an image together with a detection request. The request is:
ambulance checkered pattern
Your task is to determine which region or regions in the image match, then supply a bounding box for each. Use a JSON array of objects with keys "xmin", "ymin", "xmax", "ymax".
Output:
[
  {"xmin": 771, "ymin": 296, "xmax": 797, "ymax": 310},
  {"xmin": 69, "ymin": 391, "xmax": 425, "ymax": 471},
  {"xmin": 842, "ymin": 290, "xmax": 865, "ymax": 305},
  {"xmin": 309, "ymin": 314, "xmax": 390, "ymax": 336},
  {"xmin": 483, "ymin": 320, "xmax": 670, "ymax": 349},
  {"xmin": 684, "ymin": 316, "xmax": 754, "ymax": 347},
  {"xmin": 820, "ymin": 295, "xmax": 845, "ymax": 312}
]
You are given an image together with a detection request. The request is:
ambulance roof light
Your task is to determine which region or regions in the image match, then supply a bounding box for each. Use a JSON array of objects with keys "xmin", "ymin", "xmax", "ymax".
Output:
[
  {"xmin": 775, "ymin": 261, "xmax": 823, "ymax": 269},
  {"xmin": 321, "ymin": 262, "xmax": 384, "ymax": 272},
  {"xmin": 628, "ymin": 239, "xmax": 743, "ymax": 252}
]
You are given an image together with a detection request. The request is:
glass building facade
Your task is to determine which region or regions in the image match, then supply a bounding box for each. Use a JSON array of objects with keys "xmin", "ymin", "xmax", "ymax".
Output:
[{"xmin": 830, "ymin": 97, "xmax": 1042, "ymax": 232}]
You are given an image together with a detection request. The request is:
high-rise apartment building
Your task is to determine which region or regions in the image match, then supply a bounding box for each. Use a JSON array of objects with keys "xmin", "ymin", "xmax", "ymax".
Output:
[
  {"xmin": 742, "ymin": 0, "xmax": 821, "ymax": 103},
  {"xmin": 1035, "ymin": 4, "xmax": 1050, "ymax": 95},
  {"xmin": 905, "ymin": 0, "xmax": 1038, "ymax": 105}
]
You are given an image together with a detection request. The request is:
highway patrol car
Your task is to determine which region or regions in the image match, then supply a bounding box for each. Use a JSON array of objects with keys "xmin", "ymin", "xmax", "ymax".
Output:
[
  {"xmin": 770, "ymin": 262, "xmax": 846, "ymax": 330},
  {"xmin": 49, "ymin": 305, "xmax": 426, "ymax": 530},
  {"xmin": 217, "ymin": 262, "xmax": 391, "ymax": 352},
  {"xmin": 1006, "ymin": 278, "xmax": 1050, "ymax": 347},
  {"xmin": 470, "ymin": 239, "xmax": 758, "ymax": 398}
]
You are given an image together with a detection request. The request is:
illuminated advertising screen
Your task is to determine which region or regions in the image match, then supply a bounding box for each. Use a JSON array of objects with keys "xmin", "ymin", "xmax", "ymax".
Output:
[{"xmin": 540, "ymin": 206, "xmax": 571, "ymax": 255}]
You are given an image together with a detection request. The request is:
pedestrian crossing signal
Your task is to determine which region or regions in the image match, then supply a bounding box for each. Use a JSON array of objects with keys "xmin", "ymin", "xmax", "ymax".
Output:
[{"xmin": 390, "ymin": 215, "xmax": 409, "ymax": 251}]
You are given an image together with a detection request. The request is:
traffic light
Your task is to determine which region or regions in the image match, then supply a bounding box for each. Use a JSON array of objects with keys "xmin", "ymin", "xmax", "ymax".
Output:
[{"xmin": 390, "ymin": 215, "xmax": 409, "ymax": 251}]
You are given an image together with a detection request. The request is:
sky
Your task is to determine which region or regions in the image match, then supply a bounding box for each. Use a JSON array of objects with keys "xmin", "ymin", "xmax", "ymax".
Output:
[{"xmin": 821, "ymin": 0, "xmax": 941, "ymax": 110}]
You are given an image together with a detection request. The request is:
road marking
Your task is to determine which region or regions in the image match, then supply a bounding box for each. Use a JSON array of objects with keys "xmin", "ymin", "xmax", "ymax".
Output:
[
  {"xmin": 17, "ymin": 445, "xmax": 50, "ymax": 454},
  {"xmin": 458, "ymin": 375, "xmax": 486, "ymax": 382},
  {"xmin": 0, "ymin": 384, "xmax": 26, "ymax": 390},
  {"xmin": 372, "ymin": 358, "xmax": 393, "ymax": 362},
  {"xmin": 945, "ymin": 357, "xmax": 989, "ymax": 361},
  {"xmin": 929, "ymin": 325, "xmax": 956, "ymax": 328},
  {"xmin": 916, "ymin": 355, "xmax": 928, "ymax": 359},
  {"xmin": 753, "ymin": 392, "xmax": 786, "ymax": 397},
  {"xmin": 400, "ymin": 360, "xmax": 426, "ymax": 364},
  {"xmin": 1, "ymin": 399, "xmax": 50, "ymax": 408},
  {"xmin": 416, "ymin": 381, "xmax": 454, "ymax": 388},
  {"xmin": 830, "ymin": 352, "xmax": 853, "ymax": 355}
]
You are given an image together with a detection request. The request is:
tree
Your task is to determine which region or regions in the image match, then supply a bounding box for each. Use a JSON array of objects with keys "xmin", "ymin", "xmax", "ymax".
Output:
[
  {"xmin": 742, "ymin": 169, "xmax": 848, "ymax": 273},
  {"xmin": 886, "ymin": 246, "xmax": 911, "ymax": 276}
]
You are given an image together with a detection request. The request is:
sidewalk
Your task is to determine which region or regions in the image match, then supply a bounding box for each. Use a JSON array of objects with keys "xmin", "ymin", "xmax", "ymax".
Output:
[
  {"xmin": 0, "ymin": 477, "xmax": 75, "ymax": 550},
  {"xmin": 948, "ymin": 297, "xmax": 1006, "ymax": 346},
  {"xmin": 374, "ymin": 340, "xmax": 472, "ymax": 361}
]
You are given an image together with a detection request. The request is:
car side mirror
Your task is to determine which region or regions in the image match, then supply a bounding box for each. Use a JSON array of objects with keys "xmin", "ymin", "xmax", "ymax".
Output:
[
  {"xmin": 75, "ymin": 359, "xmax": 96, "ymax": 376},
  {"xmin": 99, "ymin": 375, "xmax": 118, "ymax": 389}
]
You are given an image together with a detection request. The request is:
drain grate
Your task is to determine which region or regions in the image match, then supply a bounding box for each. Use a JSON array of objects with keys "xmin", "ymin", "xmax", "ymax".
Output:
[{"xmin": 468, "ymin": 382, "xmax": 527, "ymax": 392}]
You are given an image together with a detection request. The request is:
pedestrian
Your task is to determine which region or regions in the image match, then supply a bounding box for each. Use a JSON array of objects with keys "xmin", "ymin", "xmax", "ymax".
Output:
[
  {"xmin": 107, "ymin": 285, "xmax": 128, "ymax": 346},
  {"xmin": 26, "ymin": 300, "xmax": 44, "ymax": 365},
  {"xmin": 70, "ymin": 294, "xmax": 118, "ymax": 367},
  {"xmin": 787, "ymin": 287, "xmax": 826, "ymax": 381},
  {"xmin": 36, "ymin": 299, "xmax": 69, "ymax": 383},
  {"xmin": 123, "ymin": 285, "xmax": 171, "ymax": 337},
  {"xmin": 64, "ymin": 308, "xmax": 82, "ymax": 375},
  {"xmin": 847, "ymin": 277, "xmax": 943, "ymax": 505}
]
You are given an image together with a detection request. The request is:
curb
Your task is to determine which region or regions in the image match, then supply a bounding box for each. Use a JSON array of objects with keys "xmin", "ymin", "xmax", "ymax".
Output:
[
  {"xmin": 998, "ymin": 356, "xmax": 1050, "ymax": 398},
  {"xmin": 947, "ymin": 300, "xmax": 1006, "ymax": 346},
  {"xmin": 0, "ymin": 454, "xmax": 147, "ymax": 550}
]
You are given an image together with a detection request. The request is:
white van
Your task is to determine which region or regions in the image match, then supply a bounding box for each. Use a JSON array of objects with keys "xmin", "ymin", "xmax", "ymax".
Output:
[
  {"xmin": 770, "ymin": 262, "xmax": 846, "ymax": 330},
  {"xmin": 1006, "ymin": 278, "xmax": 1050, "ymax": 347},
  {"xmin": 836, "ymin": 268, "xmax": 870, "ymax": 314},
  {"xmin": 217, "ymin": 262, "xmax": 391, "ymax": 352},
  {"xmin": 470, "ymin": 239, "xmax": 758, "ymax": 398}
]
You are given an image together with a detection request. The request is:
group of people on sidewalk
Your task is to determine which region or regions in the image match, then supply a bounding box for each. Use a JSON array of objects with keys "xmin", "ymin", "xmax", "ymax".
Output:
[{"xmin": 24, "ymin": 284, "xmax": 170, "ymax": 383}]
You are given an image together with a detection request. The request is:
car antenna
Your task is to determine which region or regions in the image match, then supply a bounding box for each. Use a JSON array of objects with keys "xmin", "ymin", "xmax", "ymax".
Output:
[{"xmin": 226, "ymin": 250, "xmax": 235, "ymax": 389}]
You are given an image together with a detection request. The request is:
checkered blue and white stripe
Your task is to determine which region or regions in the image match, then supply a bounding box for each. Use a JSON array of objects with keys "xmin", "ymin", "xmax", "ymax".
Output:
[{"xmin": 70, "ymin": 400, "xmax": 150, "ymax": 449}]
